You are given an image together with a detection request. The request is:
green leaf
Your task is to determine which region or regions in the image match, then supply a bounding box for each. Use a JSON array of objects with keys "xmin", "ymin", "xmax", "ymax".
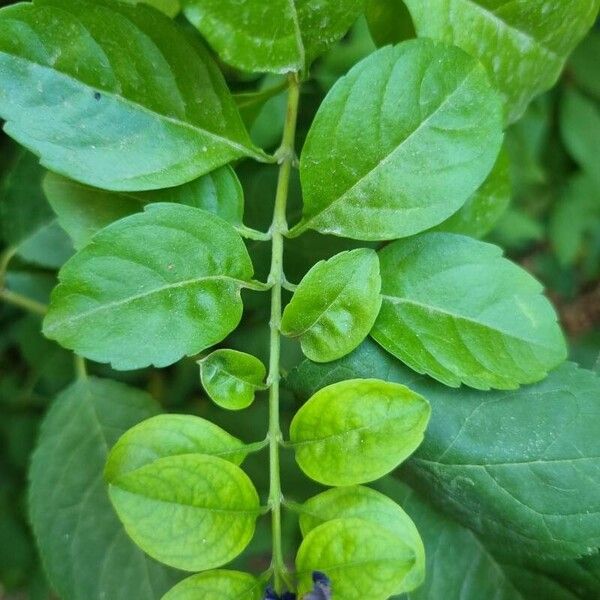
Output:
[
  {"xmin": 298, "ymin": 485, "xmax": 425, "ymax": 592},
  {"xmin": 29, "ymin": 377, "xmax": 180, "ymax": 600},
  {"xmin": 289, "ymin": 340, "xmax": 600, "ymax": 558},
  {"xmin": 43, "ymin": 203, "xmax": 254, "ymax": 370},
  {"xmin": 569, "ymin": 30, "xmax": 600, "ymax": 101},
  {"xmin": 199, "ymin": 349, "xmax": 266, "ymax": 410},
  {"xmin": 365, "ymin": 0, "xmax": 415, "ymax": 47},
  {"xmin": 405, "ymin": 0, "xmax": 600, "ymax": 124},
  {"xmin": 43, "ymin": 165, "xmax": 244, "ymax": 249},
  {"xmin": 0, "ymin": 0, "xmax": 262, "ymax": 191},
  {"xmin": 432, "ymin": 145, "xmax": 511, "ymax": 238},
  {"xmin": 105, "ymin": 414, "xmax": 248, "ymax": 482},
  {"xmin": 296, "ymin": 517, "xmax": 416, "ymax": 599},
  {"xmin": 182, "ymin": 0, "xmax": 365, "ymax": 73},
  {"xmin": 292, "ymin": 40, "xmax": 503, "ymax": 241},
  {"xmin": 289, "ymin": 378, "xmax": 430, "ymax": 485},
  {"xmin": 108, "ymin": 453, "xmax": 261, "ymax": 571},
  {"xmin": 372, "ymin": 232, "xmax": 567, "ymax": 390},
  {"xmin": 281, "ymin": 249, "xmax": 382, "ymax": 362},
  {"xmin": 124, "ymin": 0, "xmax": 180, "ymax": 17},
  {"xmin": 162, "ymin": 570, "xmax": 263, "ymax": 600}
]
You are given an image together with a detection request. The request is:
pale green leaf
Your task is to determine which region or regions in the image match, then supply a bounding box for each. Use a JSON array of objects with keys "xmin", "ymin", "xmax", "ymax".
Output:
[
  {"xmin": 292, "ymin": 40, "xmax": 503, "ymax": 240},
  {"xmin": 43, "ymin": 165, "xmax": 244, "ymax": 249},
  {"xmin": 289, "ymin": 378, "xmax": 430, "ymax": 485},
  {"xmin": 182, "ymin": 0, "xmax": 365, "ymax": 73},
  {"xmin": 372, "ymin": 232, "xmax": 567, "ymax": 390},
  {"xmin": 281, "ymin": 249, "xmax": 382, "ymax": 362},
  {"xmin": 289, "ymin": 340, "xmax": 600, "ymax": 558},
  {"xmin": 108, "ymin": 454, "xmax": 260, "ymax": 571},
  {"xmin": 0, "ymin": 0, "xmax": 263, "ymax": 192},
  {"xmin": 105, "ymin": 414, "xmax": 248, "ymax": 482},
  {"xmin": 199, "ymin": 349, "xmax": 266, "ymax": 411},
  {"xmin": 29, "ymin": 377, "xmax": 180, "ymax": 600},
  {"xmin": 365, "ymin": 0, "xmax": 415, "ymax": 47},
  {"xmin": 296, "ymin": 517, "xmax": 416, "ymax": 600},
  {"xmin": 404, "ymin": 0, "xmax": 599, "ymax": 123},
  {"xmin": 162, "ymin": 570, "xmax": 263, "ymax": 600},
  {"xmin": 432, "ymin": 145, "xmax": 511, "ymax": 238},
  {"xmin": 299, "ymin": 485, "xmax": 425, "ymax": 592},
  {"xmin": 43, "ymin": 204, "xmax": 254, "ymax": 370}
]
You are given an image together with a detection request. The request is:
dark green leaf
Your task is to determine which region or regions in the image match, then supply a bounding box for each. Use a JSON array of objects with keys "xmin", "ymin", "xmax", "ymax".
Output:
[
  {"xmin": 43, "ymin": 204, "xmax": 254, "ymax": 370},
  {"xmin": 365, "ymin": 0, "xmax": 415, "ymax": 47}
]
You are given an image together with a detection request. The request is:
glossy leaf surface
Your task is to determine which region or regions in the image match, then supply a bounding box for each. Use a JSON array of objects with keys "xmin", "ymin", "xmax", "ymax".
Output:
[
  {"xmin": 0, "ymin": 0, "xmax": 261, "ymax": 191},
  {"xmin": 43, "ymin": 204, "xmax": 254, "ymax": 370},
  {"xmin": 44, "ymin": 165, "xmax": 244, "ymax": 249},
  {"xmin": 294, "ymin": 39, "xmax": 503, "ymax": 240},
  {"xmin": 281, "ymin": 249, "xmax": 381, "ymax": 362},
  {"xmin": 29, "ymin": 378, "xmax": 179, "ymax": 600},
  {"xmin": 372, "ymin": 232, "xmax": 566, "ymax": 389},
  {"xmin": 404, "ymin": 0, "xmax": 599, "ymax": 123},
  {"xmin": 162, "ymin": 570, "xmax": 262, "ymax": 600},
  {"xmin": 289, "ymin": 378, "xmax": 430, "ymax": 485},
  {"xmin": 296, "ymin": 517, "xmax": 416, "ymax": 599},
  {"xmin": 108, "ymin": 454, "xmax": 260, "ymax": 571},
  {"xmin": 199, "ymin": 349, "xmax": 266, "ymax": 410}
]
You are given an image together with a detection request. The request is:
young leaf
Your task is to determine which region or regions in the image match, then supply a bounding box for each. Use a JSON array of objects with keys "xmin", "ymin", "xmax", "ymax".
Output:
[
  {"xmin": 43, "ymin": 204, "xmax": 255, "ymax": 370},
  {"xmin": 289, "ymin": 341, "xmax": 600, "ymax": 558},
  {"xmin": 296, "ymin": 517, "xmax": 416, "ymax": 599},
  {"xmin": 108, "ymin": 454, "xmax": 261, "ymax": 571},
  {"xmin": 162, "ymin": 570, "xmax": 263, "ymax": 600},
  {"xmin": 29, "ymin": 378, "xmax": 180, "ymax": 600},
  {"xmin": 404, "ymin": 0, "xmax": 599, "ymax": 124},
  {"xmin": 0, "ymin": 0, "xmax": 262, "ymax": 191},
  {"xmin": 298, "ymin": 485, "xmax": 425, "ymax": 592},
  {"xmin": 199, "ymin": 349, "xmax": 266, "ymax": 411},
  {"xmin": 432, "ymin": 145, "xmax": 511, "ymax": 239},
  {"xmin": 280, "ymin": 249, "xmax": 382, "ymax": 362},
  {"xmin": 289, "ymin": 378, "xmax": 430, "ymax": 485},
  {"xmin": 372, "ymin": 232, "xmax": 567, "ymax": 390},
  {"xmin": 182, "ymin": 0, "xmax": 365, "ymax": 73},
  {"xmin": 105, "ymin": 414, "xmax": 248, "ymax": 481},
  {"xmin": 292, "ymin": 39, "xmax": 503, "ymax": 240}
]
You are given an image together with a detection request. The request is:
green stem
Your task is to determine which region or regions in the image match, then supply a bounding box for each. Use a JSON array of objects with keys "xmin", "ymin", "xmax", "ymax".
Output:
[
  {"xmin": 74, "ymin": 354, "xmax": 88, "ymax": 380},
  {"xmin": 267, "ymin": 72, "xmax": 300, "ymax": 593},
  {"xmin": 0, "ymin": 288, "xmax": 48, "ymax": 316}
]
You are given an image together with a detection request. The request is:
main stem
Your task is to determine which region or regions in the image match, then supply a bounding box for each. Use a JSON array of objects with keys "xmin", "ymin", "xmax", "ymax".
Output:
[{"xmin": 267, "ymin": 72, "xmax": 300, "ymax": 593}]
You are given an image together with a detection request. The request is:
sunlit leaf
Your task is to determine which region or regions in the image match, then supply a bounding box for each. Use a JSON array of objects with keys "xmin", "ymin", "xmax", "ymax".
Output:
[{"xmin": 162, "ymin": 570, "xmax": 263, "ymax": 600}]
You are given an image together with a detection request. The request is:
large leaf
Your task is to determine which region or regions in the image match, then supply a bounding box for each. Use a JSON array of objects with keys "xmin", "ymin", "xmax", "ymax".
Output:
[
  {"xmin": 162, "ymin": 570, "xmax": 263, "ymax": 600},
  {"xmin": 289, "ymin": 378, "xmax": 430, "ymax": 485},
  {"xmin": 281, "ymin": 249, "xmax": 382, "ymax": 362},
  {"xmin": 182, "ymin": 0, "xmax": 365, "ymax": 73},
  {"xmin": 289, "ymin": 340, "xmax": 600, "ymax": 559},
  {"xmin": 44, "ymin": 165, "xmax": 244, "ymax": 249},
  {"xmin": 108, "ymin": 454, "xmax": 261, "ymax": 571},
  {"xmin": 0, "ymin": 0, "xmax": 262, "ymax": 191},
  {"xmin": 43, "ymin": 204, "xmax": 255, "ymax": 370},
  {"xmin": 372, "ymin": 232, "xmax": 566, "ymax": 390},
  {"xmin": 404, "ymin": 0, "xmax": 600, "ymax": 124},
  {"xmin": 28, "ymin": 377, "xmax": 180, "ymax": 600},
  {"xmin": 291, "ymin": 39, "xmax": 503, "ymax": 240}
]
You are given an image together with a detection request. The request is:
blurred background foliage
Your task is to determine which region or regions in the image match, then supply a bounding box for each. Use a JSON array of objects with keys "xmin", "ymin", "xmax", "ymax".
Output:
[{"xmin": 0, "ymin": 1, "xmax": 598, "ymax": 598}]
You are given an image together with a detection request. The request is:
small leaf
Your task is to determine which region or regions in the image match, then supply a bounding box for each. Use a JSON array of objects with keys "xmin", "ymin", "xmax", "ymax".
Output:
[
  {"xmin": 182, "ymin": 0, "xmax": 365, "ymax": 73},
  {"xmin": 404, "ymin": 0, "xmax": 599, "ymax": 123},
  {"xmin": 105, "ymin": 414, "xmax": 248, "ymax": 481},
  {"xmin": 365, "ymin": 0, "xmax": 415, "ymax": 47},
  {"xmin": 44, "ymin": 165, "xmax": 244, "ymax": 249},
  {"xmin": 0, "ymin": 0, "xmax": 262, "ymax": 191},
  {"xmin": 281, "ymin": 249, "xmax": 381, "ymax": 362},
  {"xmin": 296, "ymin": 517, "xmax": 416, "ymax": 600},
  {"xmin": 162, "ymin": 570, "xmax": 263, "ymax": 600},
  {"xmin": 299, "ymin": 486, "xmax": 425, "ymax": 592},
  {"xmin": 372, "ymin": 232, "xmax": 567, "ymax": 390},
  {"xmin": 289, "ymin": 378, "xmax": 430, "ymax": 485},
  {"xmin": 108, "ymin": 454, "xmax": 260, "ymax": 571},
  {"xmin": 29, "ymin": 377, "xmax": 180, "ymax": 600},
  {"xmin": 292, "ymin": 39, "xmax": 503, "ymax": 240},
  {"xmin": 199, "ymin": 349, "xmax": 266, "ymax": 410},
  {"xmin": 43, "ymin": 204, "xmax": 254, "ymax": 370}
]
